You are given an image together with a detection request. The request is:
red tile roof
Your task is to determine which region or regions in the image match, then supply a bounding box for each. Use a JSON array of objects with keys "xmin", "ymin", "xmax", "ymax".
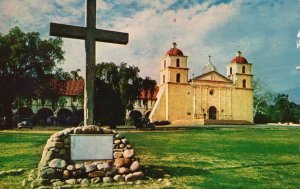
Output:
[
  {"xmin": 50, "ymin": 80, "xmax": 83, "ymax": 96},
  {"xmin": 166, "ymin": 47, "xmax": 184, "ymax": 56},
  {"xmin": 139, "ymin": 86, "xmax": 159, "ymax": 100},
  {"xmin": 63, "ymin": 80, "xmax": 84, "ymax": 96},
  {"xmin": 53, "ymin": 80, "xmax": 158, "ymax": 100},
  {"xmin": 165, "ymin": 42, "xmax": 184, "ymax": 56},
  {"xmin": 230, "ymin": 56, "xmax": 248, "ymax": 64},
  {"xmin": 230, "ymin": 51, "xmax": 248, "ymax": 64}
]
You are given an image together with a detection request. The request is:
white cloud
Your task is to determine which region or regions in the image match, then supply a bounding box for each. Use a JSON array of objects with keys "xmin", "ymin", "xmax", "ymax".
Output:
[
  {"xmin": 96, "ymin": 0, "xmax": 112, "ymax": 10},
  {"xmin": 61, "ymin": 39, "xmax": 85, "ymax": 74},
  {"xmin": 91, "ymin": 1, "xmax": 238, "ymax": 81},
  {"xmin": 1, "ymin": 0, "xmax": 300, "ymax": 92}
]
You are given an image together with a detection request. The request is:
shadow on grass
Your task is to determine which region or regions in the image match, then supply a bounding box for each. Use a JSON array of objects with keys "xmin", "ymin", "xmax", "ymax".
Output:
[
  {"xmin": 0, "ymin": 170, "xmax": 26, "ymax": 178},
  {"xmin": 209, "ymin": 162, "xmax": 300, "ymax": 171},
  {"xmin": 143, "ymin": 165, "xmax": 210, "ymax": 179}
]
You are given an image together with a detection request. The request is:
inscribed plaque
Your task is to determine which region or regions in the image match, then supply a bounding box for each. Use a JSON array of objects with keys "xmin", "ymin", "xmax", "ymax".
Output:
[{"xmin": 71, "ymin": 134, "xmax": 113, "ymax": 160}]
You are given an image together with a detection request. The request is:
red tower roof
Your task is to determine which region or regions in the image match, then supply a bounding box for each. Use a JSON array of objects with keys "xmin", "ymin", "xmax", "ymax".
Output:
[
  {"xmin": 230, "ymin": 51, "xmax": 248, "ymax": 63},
  {"xmin": 165, "ymin": 42, "xmax": 184, "ymax": 56}
]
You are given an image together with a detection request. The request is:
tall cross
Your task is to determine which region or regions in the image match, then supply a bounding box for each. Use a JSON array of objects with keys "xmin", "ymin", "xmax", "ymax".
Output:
[{"xmin": 50, "ymin": 0, "xmax": 129, "ymax": 126}]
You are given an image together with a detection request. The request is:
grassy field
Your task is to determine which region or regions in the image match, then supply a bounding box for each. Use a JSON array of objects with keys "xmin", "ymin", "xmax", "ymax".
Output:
[{"xmin": 0, "ymin": 127, "xmax": 300, "ymax": 188}]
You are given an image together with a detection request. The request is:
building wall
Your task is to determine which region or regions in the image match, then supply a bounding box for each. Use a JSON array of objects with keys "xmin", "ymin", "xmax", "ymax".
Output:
[
  {"xmin": 166, "ymin": 83, "xmax": 193, "ymax": 121},
  {"xmin": 194, "ymin": 86, "xmax": 233, "ymax": 120},
  {"xmin": 131, "ymin": 99, "xmax": 156, "ymax": 116},
  {"xmin": 149, "ymin": 85, "xmax": 166, "ymax": 121},
  {"xmin": 31, "ymin": 96, "xmax": 83, "ymax": 114},
  {"xmin": 150, "ymin": 80, "xmax": 253, "ymax": 123},
  {"xmin": 231, "ymin": 88, "xmax": 253, "ymax": 122}
]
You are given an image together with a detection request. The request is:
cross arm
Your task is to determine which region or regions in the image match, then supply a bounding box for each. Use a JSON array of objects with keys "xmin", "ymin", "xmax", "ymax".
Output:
[
  {"xmin": 94, "ymin": 29, "xmax": 128, "ymax": 45},
  {"xmin": 50, "ymin": 23, "xmax": 128, "ymax": 45},
  {"xmin": 50, "ymin": 23, "xmax": 86, "ymax": 40}
]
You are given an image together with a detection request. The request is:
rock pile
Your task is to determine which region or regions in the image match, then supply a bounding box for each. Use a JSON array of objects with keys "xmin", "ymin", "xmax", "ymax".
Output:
[{"xmin": 27, "ymin": 125, "xmax": 144, "ymax": 188}]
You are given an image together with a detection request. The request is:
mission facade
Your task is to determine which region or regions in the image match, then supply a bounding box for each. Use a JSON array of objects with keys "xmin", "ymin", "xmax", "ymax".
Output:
[{"xmin": 149, "ymin": 43, "xmax": 253, "ymax": 125}]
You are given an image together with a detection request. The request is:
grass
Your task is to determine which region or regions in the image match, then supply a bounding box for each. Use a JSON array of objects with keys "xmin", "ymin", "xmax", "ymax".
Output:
[{"xmin": 0, "ymin": 127, "xmax": 300, "ymax": 188}]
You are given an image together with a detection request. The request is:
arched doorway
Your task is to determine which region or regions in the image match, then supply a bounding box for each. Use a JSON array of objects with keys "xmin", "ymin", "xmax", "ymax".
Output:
[
  {"xmin": 208, "ymin": 106, "xmax": 217, "ymax": 120},
  {"xmin": 73, "ymin": 109, "xmax": 84, "ymax": 125},
  {"xmin": 129, "ymin": 110, "xmax": 143, "ymax": 128},
  {"xmin": 37, "ymin": 108, "xmax": 54, "ymax": 126},
  {"xmin": 18, "ymin": 107, "xmax": 33, "ymax": 118},
  {"xmin": 129, "ymin": 110, "xmax": 142, "ymax": 120},
  {"xmin": 57, "ymin": 108, "xmax": 73, "ymax": 126},
  {"xmin": 145, "ymin": 111, "xmax": 151, "ymax": 118}
]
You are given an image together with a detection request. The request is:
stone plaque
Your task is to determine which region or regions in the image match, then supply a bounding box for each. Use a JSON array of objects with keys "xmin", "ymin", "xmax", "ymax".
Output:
[{"xmin": 71, "ymin": 134, "xmax": 113, "ymax": 160}]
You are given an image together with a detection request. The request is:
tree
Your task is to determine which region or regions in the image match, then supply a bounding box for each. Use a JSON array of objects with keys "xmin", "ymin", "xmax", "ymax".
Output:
[
  {"xmin": 268, "ymin": 94, "xmax": 290, "ymax": 122},
  {"xmin": 94, "ymin": 62, "xmax": 156, "ymax": 126},
  {"xmin": 0, "ymin": 27, "xmax": 64, "ymax": 129},
  {"xmin": 70, "ymin": 69, "xmax": 83, "ymax": 80},
  {"xmin": 252, "ymin": 79, "xmax": 275, "ymax": 118},
  {"xmin": 140, "ymin": 77, "xmax": 157, "ymax": 109}
]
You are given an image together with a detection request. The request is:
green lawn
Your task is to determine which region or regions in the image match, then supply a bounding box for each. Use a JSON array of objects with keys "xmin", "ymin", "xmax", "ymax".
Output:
[{"xmin": 0, "ymin": 127, "xmax": 300, "ymax": 188}]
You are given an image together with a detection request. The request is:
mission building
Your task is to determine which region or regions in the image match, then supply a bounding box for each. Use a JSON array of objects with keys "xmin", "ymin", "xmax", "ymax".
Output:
[{"xmin": 149, "ymin": 43, "xmax": 254, "ymax": 125}]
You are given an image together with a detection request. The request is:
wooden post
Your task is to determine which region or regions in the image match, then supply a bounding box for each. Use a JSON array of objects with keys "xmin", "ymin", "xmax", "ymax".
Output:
[{"xmin": 49, "ymin": 0, "xmax": 128, "ymax": 126}]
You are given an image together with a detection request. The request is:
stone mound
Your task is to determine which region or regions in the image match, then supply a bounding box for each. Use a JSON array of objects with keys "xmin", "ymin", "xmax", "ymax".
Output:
[{"xmin": 28, "ymin": 125, "xmax": 143, "ymax": 188}]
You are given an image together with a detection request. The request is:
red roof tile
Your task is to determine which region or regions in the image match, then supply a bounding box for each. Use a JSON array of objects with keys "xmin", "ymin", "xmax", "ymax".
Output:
[
  {"xmin": 50, "ymin": 80, "xmax": 83, "ymax": 96},
  {"xmin": 166, "ymin": 48, "xmax": 184, "ymax": 56},
  {"xmin": 139, "ymin": 86, "xmax": 159, "ymax": 100},
  {"xmin": 52, "ymin": 80, "xmax": 158, "ymax": 100},
  {"xmin": 165, "ymin": 42, "xmax": 184, "ymax": 56},
  {"xmin": 230, "ymin": 51, "xmax": 248, "ymax": 64}
]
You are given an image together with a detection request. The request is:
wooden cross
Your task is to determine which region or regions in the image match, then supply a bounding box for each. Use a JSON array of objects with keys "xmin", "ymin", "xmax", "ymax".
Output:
[{"xmin": 50, "ymin": 0, "xmax": 129, "ymax": 126}]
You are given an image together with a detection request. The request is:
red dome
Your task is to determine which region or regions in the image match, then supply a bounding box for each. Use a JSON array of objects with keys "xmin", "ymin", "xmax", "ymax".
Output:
[
  {"xmin": 230, "ymin": 51, "xmax": 248, "ymax": 63},
  {"xmin": 165, "ymin": 42, "xmax": 184, "ymax": 56}
]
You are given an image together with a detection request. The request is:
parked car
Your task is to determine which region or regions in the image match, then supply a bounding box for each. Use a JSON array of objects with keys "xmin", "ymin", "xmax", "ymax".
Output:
[
  {"xmin": 17, "ymin": 118, "xmax": 33, "ymax": 129},
  {"xmin": 134, "ymin": 117, "xmax": 155, "ymax": 130}
]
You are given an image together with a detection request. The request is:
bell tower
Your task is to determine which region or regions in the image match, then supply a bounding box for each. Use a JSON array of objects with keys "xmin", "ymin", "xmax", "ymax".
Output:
[
  {"xmin": 226, "ymin": 51, "xmax": 253, "ymax": 89},
  {"xmin": 160, "ymin": 42, "xmax": 189, "ymax": 85}
]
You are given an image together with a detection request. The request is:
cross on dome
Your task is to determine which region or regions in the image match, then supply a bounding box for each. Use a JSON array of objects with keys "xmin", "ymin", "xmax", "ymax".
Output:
[
  {"xmin": 165, "ymin": 42, "xmax": 184, "ymax": 56},
  {"xmin": 173, "ymin": 42, "xmax": 177, "ymax": 48}
]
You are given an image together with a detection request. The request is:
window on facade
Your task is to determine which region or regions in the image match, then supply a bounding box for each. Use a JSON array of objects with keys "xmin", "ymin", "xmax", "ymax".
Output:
[
  {"xmin": 230, "ymin": 67, "xmax": 232, "ymax": 74},
  {"xmin": 176, "ymin": 73, "xmax": 180, "ymax": 83},
  {"xmin": 176, "ymin": 58, "xmax": 180, "ymax": 67},
  {"xmin": 242, "ymin": 66, "xmax": 245, "ymax": 73},
  {"xmin": 164, "ymin": 60, "xmax": 166, "ymax": 68},
  {"xmin": 243, "ymin": 79, "xmax": 246, "ymax": 88},
  {"xmin": 163, "ymin": 75, "xmax": 165, "ymax": 83},
  {"xmin": 209, "ymin": 89, "xmax": 214, "ymax": 95}
]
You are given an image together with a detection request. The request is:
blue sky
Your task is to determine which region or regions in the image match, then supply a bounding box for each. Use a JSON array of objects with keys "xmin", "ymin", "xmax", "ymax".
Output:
[{"xmin": 0, "ymin": 0, "xmax": 300, "ymax": 92}]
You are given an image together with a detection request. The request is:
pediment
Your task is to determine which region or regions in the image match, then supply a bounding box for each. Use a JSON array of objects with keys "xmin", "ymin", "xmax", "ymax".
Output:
[{"xmin": 192, "ymin": 71, "xmax": 232, "ymax": 83}]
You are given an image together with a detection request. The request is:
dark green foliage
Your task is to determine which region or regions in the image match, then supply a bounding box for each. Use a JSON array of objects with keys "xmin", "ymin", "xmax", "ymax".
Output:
[
  {"xmin": 94, "ymin": 62, "xmax": 156, "ymax": 126},
  {"xmin": 253, "ymin": 79, "xmax": 300, "ymax": 123},
  {"xmin": 94, "ymin": 79, "xmax": 124, "ymax": 126},
  {"xmin": 267, "ymin": 94, "xmax": 300, "ymax": 123},
  {"xmin": 0, "ymin": 27, "xmax": 64, "ymax": 129},
  {"xmin": 254, "ymin": 112, "xmax": 269, "ymax": 124}
]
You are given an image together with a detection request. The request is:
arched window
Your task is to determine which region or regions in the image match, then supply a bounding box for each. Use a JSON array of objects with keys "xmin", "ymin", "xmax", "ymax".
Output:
[
  {"xmin": 243, "ymin": 79, "xmax": 246, "ymax": 88},
  {"xmin": 176, "ymin": 58, "xmax": 180, "ymax": 67},
  {"xmin": 163, "ymin": 75, "xmax": 165, "ymax": 83},
  {"xmin": 230, "ymin": 67, "xmax": 232, "ymax": 74},
  {"xmin": 242, "ymin": 66, "xmax": 245, "ymax": 74},
  {"xmin": 176, "ymin": 73, "xmax": 180, "ymax": 83},
  {"xmin": 164, "ymin": 60, "xmax": 166, "ymax": 68}
]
